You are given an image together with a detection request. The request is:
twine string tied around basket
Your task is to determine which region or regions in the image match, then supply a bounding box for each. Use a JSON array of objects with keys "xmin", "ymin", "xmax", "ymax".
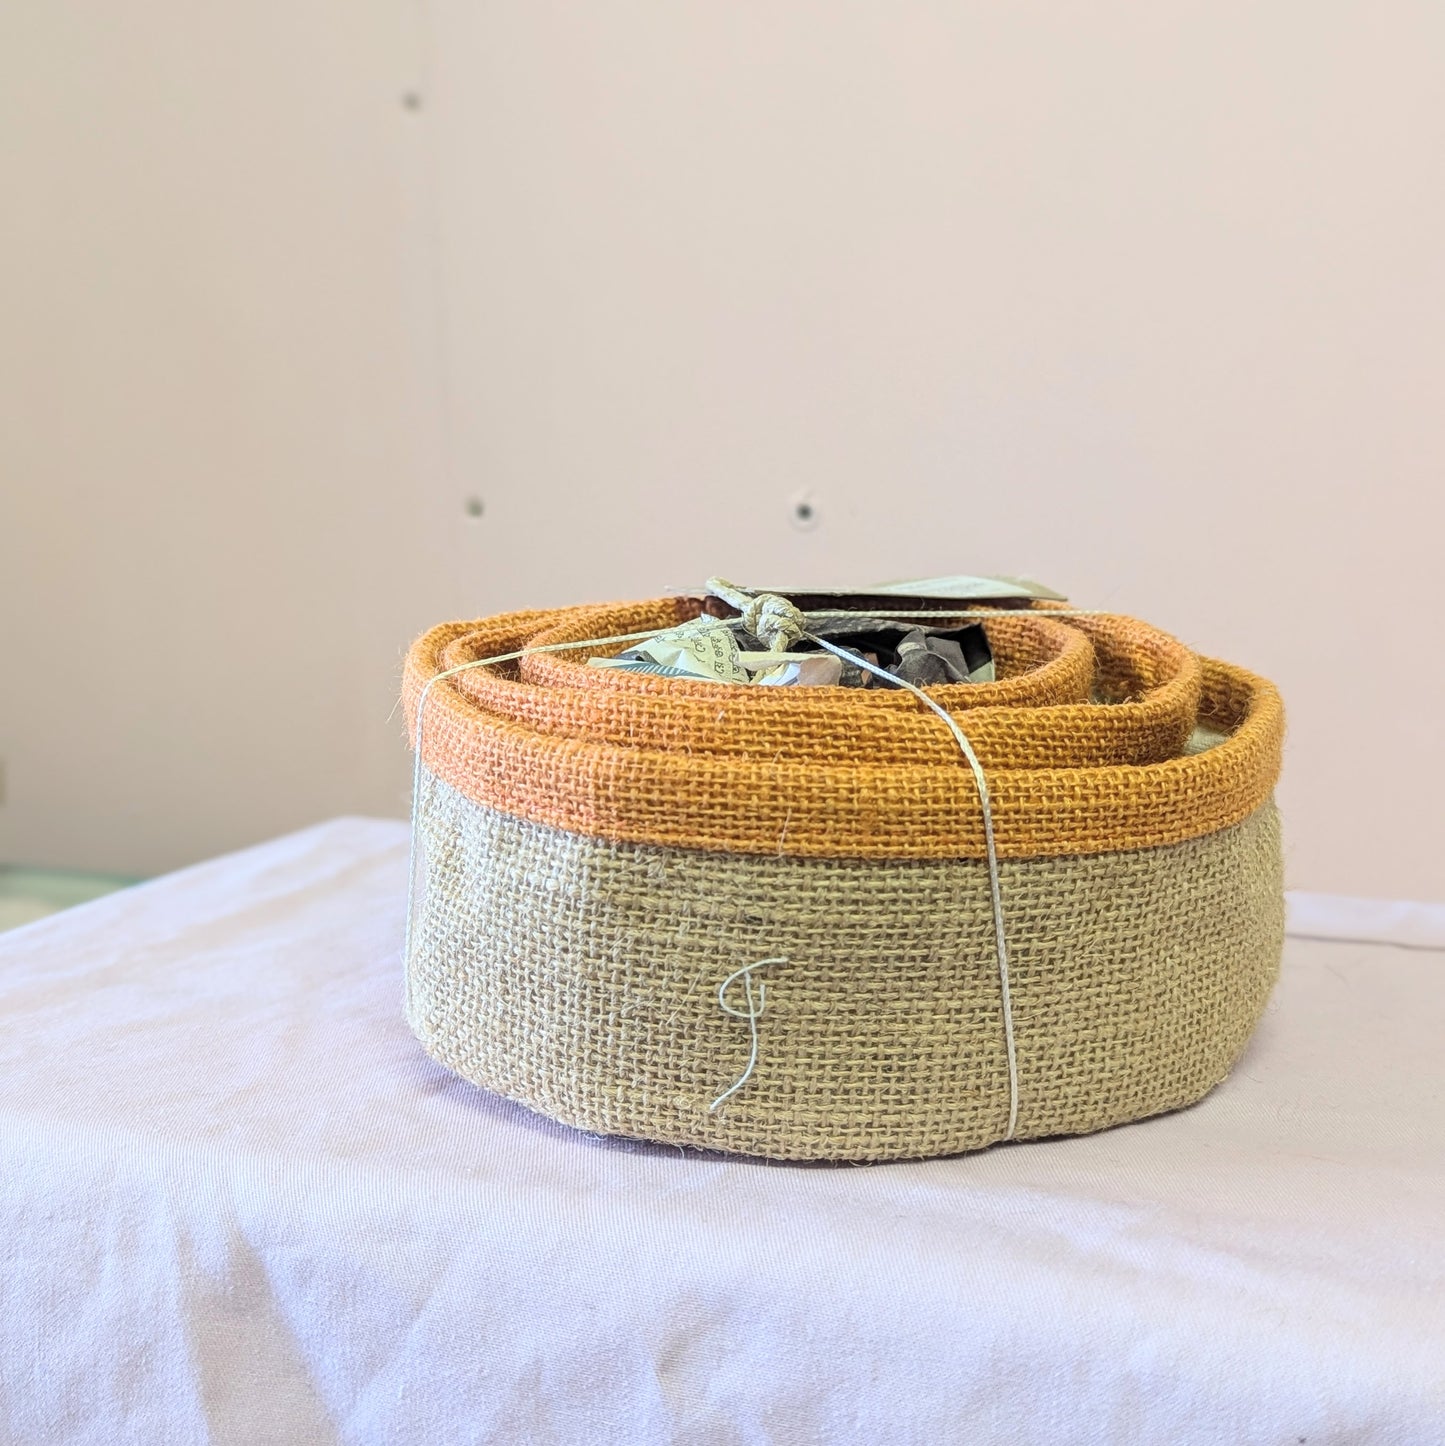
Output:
[
  {"xmin": 706, "ymin": 577, "xmax": 809, "ymax": 652},
  {"xmin": 705, "ymin": 577, "xmax": 1019, "ymax": 1139}
]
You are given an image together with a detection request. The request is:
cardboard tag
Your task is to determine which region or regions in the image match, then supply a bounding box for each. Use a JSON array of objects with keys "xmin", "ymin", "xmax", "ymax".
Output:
[{"xmin": 696, "ymin": 574, "xmax": 1065, "ymax": 619}]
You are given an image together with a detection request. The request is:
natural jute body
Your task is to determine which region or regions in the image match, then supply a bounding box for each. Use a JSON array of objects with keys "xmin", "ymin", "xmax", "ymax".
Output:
[{"xmin": 403, "ymin": 598, "xmax": 1286, "ymax": 1161}]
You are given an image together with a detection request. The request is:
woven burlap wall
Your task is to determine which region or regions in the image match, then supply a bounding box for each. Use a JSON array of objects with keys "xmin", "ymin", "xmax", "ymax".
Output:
[{"xmin": 409, "ymin": 779, "xmax": 1284, "ymax": 1162}]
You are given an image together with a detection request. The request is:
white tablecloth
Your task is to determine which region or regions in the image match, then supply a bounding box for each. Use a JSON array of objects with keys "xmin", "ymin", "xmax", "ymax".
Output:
[{"xmin": 1, "ymin": 819, "xmax": 1441, "ymax": 1444}]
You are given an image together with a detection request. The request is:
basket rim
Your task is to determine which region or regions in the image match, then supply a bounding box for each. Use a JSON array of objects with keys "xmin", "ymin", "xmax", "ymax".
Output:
[{"xmin": 402, "ymin": 600, "xmax": 1282, "ymax": 860}]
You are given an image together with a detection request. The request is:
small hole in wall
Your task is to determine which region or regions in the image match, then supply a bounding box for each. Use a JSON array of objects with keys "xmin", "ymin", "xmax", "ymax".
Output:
[
  {"xmin": 402, "ymin": 91, "xmax": 423, "ymax": 111},
  {"xmin": 464, "ymin": 496, "xmax": 485, "ymax": 520},
  {"xmin": 789, "ymin": 493, "xmax": 820, "ymax": 531}
]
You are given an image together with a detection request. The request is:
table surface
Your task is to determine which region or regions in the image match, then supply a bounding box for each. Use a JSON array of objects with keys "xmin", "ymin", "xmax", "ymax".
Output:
[{"xmin": 1, "ymin": 818, "xmax": 1441, "ymax": 1445}]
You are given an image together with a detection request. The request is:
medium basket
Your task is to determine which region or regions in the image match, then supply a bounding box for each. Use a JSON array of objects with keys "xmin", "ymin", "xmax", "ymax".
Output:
[{"xmin": 403, "ymin": 598, "xmax": 1285, "ymax": 1162}]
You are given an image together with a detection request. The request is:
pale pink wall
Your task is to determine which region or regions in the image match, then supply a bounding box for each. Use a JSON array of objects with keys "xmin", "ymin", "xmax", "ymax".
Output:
[{"xmin": 2, "ymin": 2, "xmax": 1441, "ymax": 899}]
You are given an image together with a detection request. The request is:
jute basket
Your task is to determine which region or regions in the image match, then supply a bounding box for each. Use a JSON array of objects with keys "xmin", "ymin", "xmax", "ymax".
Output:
[{"xmin": 403, "ymin": 597, "xmax": 1285, "ymax": 1162}]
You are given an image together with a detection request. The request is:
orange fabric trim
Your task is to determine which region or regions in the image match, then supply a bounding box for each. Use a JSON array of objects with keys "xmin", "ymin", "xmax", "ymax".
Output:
[{"xmin": 402, "ymin": 598, "xmax": 1282, "ymax": 860}]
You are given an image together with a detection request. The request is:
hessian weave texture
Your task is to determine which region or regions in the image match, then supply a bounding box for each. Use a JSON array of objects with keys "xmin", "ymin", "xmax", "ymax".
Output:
[{"xmin": 403, "ymin": 598, "xmax": 1286, "ymax": 1161}]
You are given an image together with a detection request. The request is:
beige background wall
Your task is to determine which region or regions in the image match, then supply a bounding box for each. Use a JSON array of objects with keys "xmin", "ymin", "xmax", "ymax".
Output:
[{"xmin": 2, "ymin": 2, "xmax": 1441, "ymax": 899}]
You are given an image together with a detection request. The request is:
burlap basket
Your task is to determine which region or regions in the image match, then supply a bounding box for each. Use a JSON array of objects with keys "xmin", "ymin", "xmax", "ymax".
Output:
[{"xmin": 403, "ymin": 597, "xmax": 1285, "ymax": 1162}]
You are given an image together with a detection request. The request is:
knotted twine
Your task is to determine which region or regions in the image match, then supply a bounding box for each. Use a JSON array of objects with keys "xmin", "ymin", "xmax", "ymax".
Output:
[{"xmin": 407, "ymin": 580, "xmax": 1030, "ymax": 1140}]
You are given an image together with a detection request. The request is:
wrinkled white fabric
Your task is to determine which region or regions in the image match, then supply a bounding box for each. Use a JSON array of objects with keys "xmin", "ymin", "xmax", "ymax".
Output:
[{"xmin": 0, "ymin": 818, "xmax": 1441, "ymax": 1445}]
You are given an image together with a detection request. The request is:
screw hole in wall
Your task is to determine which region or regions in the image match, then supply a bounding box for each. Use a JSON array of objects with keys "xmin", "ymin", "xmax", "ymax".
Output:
[
  {"xmin": 789, "ymin": 492, "xmax": 820, "ymax": 532},
  {"xmin": 464, "ymin": 496, "xmax": 484, "ymax": 520}
]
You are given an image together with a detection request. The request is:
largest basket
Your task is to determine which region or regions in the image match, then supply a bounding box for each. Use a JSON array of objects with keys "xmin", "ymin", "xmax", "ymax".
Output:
[{"xmin": 403, "ymin": 597, "xmax": 1285, "ymax": 1162}]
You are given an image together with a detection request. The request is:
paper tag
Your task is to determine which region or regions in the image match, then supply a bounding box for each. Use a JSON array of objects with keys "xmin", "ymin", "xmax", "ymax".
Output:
[
  {"xmin": 750, "ymin": 655, "xmax": 844, "ymax": 687},
  {"xmin": 589, "ymin": 616, "xmax": 750, "ymax": 684}
]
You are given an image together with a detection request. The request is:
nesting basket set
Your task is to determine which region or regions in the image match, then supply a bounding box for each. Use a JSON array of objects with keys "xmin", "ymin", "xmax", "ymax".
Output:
[{"xmin": 402, "ymin": 592, "xmax": 1285, "ymax": 1162}]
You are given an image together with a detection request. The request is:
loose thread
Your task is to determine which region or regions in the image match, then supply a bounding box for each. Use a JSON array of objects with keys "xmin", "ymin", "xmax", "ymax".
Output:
[{"xmin": 708, "ymin": 958, "xmax": 788, "ymax": 1111}]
